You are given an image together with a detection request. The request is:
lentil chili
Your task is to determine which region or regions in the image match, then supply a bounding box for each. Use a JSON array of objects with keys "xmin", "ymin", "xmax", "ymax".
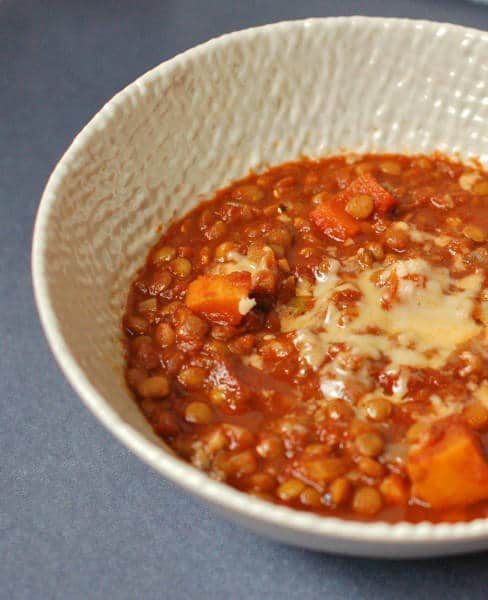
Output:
[{"xmin": 123, "ymin": 153, "xmax": 488, "ymax": 523}]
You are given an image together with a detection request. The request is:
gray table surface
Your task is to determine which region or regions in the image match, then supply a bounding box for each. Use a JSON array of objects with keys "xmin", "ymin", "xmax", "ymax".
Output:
[{"xmin": 3, "ymin": 1, "xmax": 488, "ymax": 598}]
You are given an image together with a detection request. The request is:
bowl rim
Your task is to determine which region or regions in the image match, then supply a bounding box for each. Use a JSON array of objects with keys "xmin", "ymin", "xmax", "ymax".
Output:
[{"xmin": 32, "ymin": 15, "xmax": 488, "ymax": 548}]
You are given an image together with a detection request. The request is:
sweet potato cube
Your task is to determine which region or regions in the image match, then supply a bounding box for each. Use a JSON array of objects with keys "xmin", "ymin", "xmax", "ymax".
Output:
[
  {"xmin": 342, "ymin": 174, "xmax": 397, "ymax": 213},
  {"xmin": 185, "ymin": 272, "xmax": 254, "ymax": 326},
  {"xmin": 309, "ymin": 199, "xmax": 361, "ymax": 242},
  {"xmin": 407, "ymin": 423, "xmax": 488, "ymax": 508}
]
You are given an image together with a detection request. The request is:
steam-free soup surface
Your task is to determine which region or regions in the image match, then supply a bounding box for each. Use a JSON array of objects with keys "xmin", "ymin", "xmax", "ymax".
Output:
[{"xmin": 123, "ymin": 154, "xmax": 488, "ymax": 523}]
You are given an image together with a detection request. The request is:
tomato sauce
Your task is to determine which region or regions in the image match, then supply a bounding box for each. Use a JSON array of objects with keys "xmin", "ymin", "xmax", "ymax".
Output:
[{"xmin": 123, "ymin": 154, "xmax": 488, "ymax": 523}]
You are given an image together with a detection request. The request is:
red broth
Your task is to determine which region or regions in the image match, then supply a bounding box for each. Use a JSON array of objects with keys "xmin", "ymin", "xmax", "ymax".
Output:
[{"xmin": 123, "ymin": 154, "xmax": 488, "ymax": 523}]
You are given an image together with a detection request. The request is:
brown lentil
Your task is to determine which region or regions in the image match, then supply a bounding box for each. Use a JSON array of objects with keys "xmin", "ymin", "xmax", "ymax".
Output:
[
  {"xmin": 345, "ymin": 194, "xmax": 374, "ymax": 219},
  {"xmin": 185, "ymin": 401, "xmax": 213, "ymax": 424},
  {"xmin": 364, "ymin": 397, "xmax": 391, "ymax": 422},
  {"xmin": 125, "ymin": 314, "xmax": 149, "ymax": 335},
  {"xmin": 277, "ymin": 478, "xmax": 306, "ymax": 501},
  {"xmin": 300, "ymin": 487, "xmax": 323, "ymax": 508},
  {"xmin": 137, "ymin": 375, "xmax": 170, "ymax": 398},
  {"xmin": 153, "ymin": 322, "xmax": 176, "ymax": 347},
  {"xmin": 379, "ymin": 160, "xmax": 403, "ymax": 175},
  {"xmin": 463, "ymin": 225, "xmax": 487, "ymax": 243},
  {"xmin": 170, "ymin": 257, "xmax": 192, "ymax": 278},
  {"xmin": 472, "ymin": 180, "xmax": 488, "ymax": 195},
  {"xmin": 329, "ymin": 477, "xmax": 352, "ymax": 507},
  {"xmin": 355, "ymin": 432, "xmax": 384, "ymax": 457},
  {"xmin": 217, "ymin": 450, "xmax": 257, "ymax": 476},
  {"xmin": 152, "ymin": 245, "xmax": 176, "ymax": 264},
  {"xmin": 358, "ymin": 457, "xmax": 385, "ymax": 479},
  {"xmin": 249, "ymin": 473, "xmax": 276, "ymax": 492},
  {"xmin": 352, "ymin": 486, "xmax": 383, "ymax": 515},
  {"xmin": 464, "ymin": 402, "xmax": 488, "ymax": 430},
  {"xmin": 177, "ymin": 366, "xmax": 206, "ymax": 390},
  {"xmin": 385, "ymin": 226, "xmax": 409, "ymax": 251},
  {"xmin": 256, "ymin": 435, "xmax": 284, "ymax": 460}
]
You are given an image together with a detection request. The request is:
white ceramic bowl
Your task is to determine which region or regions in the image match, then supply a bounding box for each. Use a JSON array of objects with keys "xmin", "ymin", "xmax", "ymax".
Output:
[{"xmin": 32, "ymin": 17, "xmax": 488, "ymax": 558}]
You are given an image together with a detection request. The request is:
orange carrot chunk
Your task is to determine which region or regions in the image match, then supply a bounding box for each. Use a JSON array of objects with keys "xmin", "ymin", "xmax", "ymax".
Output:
[
  {"xmin": 407, "ymin": 423, "xmax": 488, "ymax": 509},
  {"xmin": 341, "ymin": 174, "xmax": 397, "ymax": 213},
  {"xmin": 309, "ymin": 199, "xmax": 361, "ymax": 242},
  {"xmin": 185, "ymin": 272, "xmax": 254, "ymax": 326}
]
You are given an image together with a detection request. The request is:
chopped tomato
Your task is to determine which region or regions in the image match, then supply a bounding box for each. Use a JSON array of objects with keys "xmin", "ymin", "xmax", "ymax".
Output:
[{"xmin": 185, "ymin": 272, "xmax": 254, "ymax": 326}]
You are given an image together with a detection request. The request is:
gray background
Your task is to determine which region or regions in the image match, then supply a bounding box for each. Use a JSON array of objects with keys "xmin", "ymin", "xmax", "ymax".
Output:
[{"xmin": 3, "ymin": 1, "xmax": 488, "ymax": 598}]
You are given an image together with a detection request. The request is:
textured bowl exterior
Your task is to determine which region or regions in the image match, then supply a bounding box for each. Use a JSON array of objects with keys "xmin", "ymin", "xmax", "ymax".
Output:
[{"xmin": 32, "ymin": 17, "xmax": 488, "ymax": 558}]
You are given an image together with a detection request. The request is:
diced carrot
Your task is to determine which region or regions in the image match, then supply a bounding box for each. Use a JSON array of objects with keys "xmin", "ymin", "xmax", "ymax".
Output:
[
  {"xmin": 185, "ymin": 272, "xmax": 254, "ymax": 326},
  {"xmin": 341, "ymin": 174, "xmax": 397, "ymax": 213},
  {"xmin": 407, "ymin": 423, "xmax": 488, "ymax": 509},
  {"xmin": 309, "ymin": 199, "xmax": 361, "ymax": 242}
]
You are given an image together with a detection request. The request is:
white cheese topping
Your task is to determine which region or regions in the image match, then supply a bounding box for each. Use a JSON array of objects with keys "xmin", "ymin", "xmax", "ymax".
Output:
[
  {"xmin": 408, "ymin": 227, "xmax": 453, "ymax": 248},
  {"xmin": 282, "ymin": 258, "xmax": 482, "ymax": 372},
  {"xmin": 214, "ymin": 250, "xmax": 273, "ymax": 285},
  {"xmin": 238, "ymin": 297, "xmax": 256, "ymax": 316},
  {"xmin": 280, "ymin": 256, "xmax": 484, "ymax": 411}
]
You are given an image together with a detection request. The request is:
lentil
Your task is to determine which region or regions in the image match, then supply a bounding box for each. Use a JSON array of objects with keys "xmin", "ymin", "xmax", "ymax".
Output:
[
  {"xmin": 358, "ymin": 457, "xmax": 385, "ymax": 478},
  {"xmin": 185, "ymin": 401, "xmax": 213, "ymax": 424},
  {"xmin": 364, "ymin": 397, "xmax": 391, "ymax": 422},
  {"xmin": 233, "ymin": 184, "xmax": 264, "ymax": 203},
  {"xmin": 206, "ymin": 220, "xmax": 227, "ymax": 240},
  {"xmin": 352, "ymin": 486, "xmax": 383, "ymax": 515},
  {"xmin": 170, "ymin": 257, "xmax": 192, "ymax": 278},
  {"xmin": 463, "ymin": 225, "xmax": 486, "ymax": 243},
  {"xmin": 329, "ymin": 477, "xmax": 352, "ymax": 507},
  {"xmin": 256, "ymin": 435, "xmax": 284, "ymax": 460},
  {"xmin": 152, "ymin": 245, "xmax": 176, "ymax": 264},
  {"xmin": 177, "ymin": 366, "xmax": 206, "ymax": 390},
  {"xmin": 464, "ymin": 402, "xmax": 488, "ymax": 430},
  {"xmin": 345, "ymin": 194, "xmax": 374, "ymax": 219},
  {"xmin": 355, "ymin": 432, "xmax": 385, "ymax": 457},
  {"xmin": 379, "ymin": 160, "xmax": 403, "ymax": 175},
  {"xmin": 326, "ymin": 399, "xmax": 354, "ymax": 422},
  {"xmin": 277, "ymin": 478, "xmax": 306, "ymax": 501},
  {"xmin": 472, "ymin": 180, "xmax": 488, "ymax": 195},
  {"xmin": 300, "ymin": 487, "xmax": 323, "ymax": 508},
  {"xmin": 217, "ymin": 450, "xmax": 257, "ymax": 476},
  {"xmin": 249, "ymin": 473, "xmax": 276, "ymax": 492},
  {"xmin": 153, "ymin": 322, "xmax": 176, "ymax": 348},
  {"xmin": 385, "ymin": 226, "xmax": 409, "ymax": 252},
  {"xmin": 137, "ymin": 375, "xmax": 170, "ymax": 398},
  {"xmin": 125, "ymin": 314, "xmax": 149, "ymax": 335}
]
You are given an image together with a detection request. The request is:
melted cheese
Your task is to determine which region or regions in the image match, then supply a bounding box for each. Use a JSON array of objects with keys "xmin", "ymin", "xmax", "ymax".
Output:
[
  {"xmin": 408, "ymin": 227, "xmax": 454, "ymax": 248},
  {"xmin": 281, "ymin": 258, "xmax": 483, "ymax": 374},
  {"xmin": 238, "ymin": 297, "xmax": 256, "ymax": 315},
  {"xmin": 214, "ymin": 250, "xmax": 271, "ymax": 284}
]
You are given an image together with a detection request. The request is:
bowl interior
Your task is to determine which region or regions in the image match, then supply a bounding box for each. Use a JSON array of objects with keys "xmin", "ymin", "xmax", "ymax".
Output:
[{"xmin": 33, "ymin": 17, "xmax": 488, "ymax": 554}]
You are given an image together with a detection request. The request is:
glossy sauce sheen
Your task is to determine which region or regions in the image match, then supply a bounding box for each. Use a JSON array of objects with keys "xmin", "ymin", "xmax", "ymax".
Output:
[{"xmin": 123, "ymin": 154, "xmax": 488, "ymax": 523}]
